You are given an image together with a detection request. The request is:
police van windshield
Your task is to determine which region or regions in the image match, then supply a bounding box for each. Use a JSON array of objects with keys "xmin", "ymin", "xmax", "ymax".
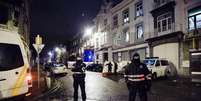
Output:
[
  {"xmin": 144, "ymin": 59, "xmax": 156, "ymax": 66},
  {"xmin": 0, "ymin": 43, "xmax": 24, "ymax": 71}
]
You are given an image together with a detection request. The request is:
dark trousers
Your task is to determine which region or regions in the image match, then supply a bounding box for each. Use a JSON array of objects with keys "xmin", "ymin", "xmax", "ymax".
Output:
[
  {"xmin": 73, "ymin": 78, "xmax": 86, "ymax": 101},
  {"xmin": 127, "ymin": 84, "xmax": 147, "ymax": 101}
]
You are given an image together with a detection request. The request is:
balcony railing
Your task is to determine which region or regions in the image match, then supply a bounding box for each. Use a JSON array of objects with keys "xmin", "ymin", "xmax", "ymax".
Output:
[{"xmin": 146, "ymin": 23, "xmax": 175, "ymax": 39}]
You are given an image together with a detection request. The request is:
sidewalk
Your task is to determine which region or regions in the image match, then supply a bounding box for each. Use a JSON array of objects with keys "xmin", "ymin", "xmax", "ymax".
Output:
[
  {"xmin": 106, "ymin": 75, "xmax": 201, "ymax": 101},
  {"xmin": 26, "ymin": 68, "xmax": 47, "ymax": 100},
  {"xmin": 27, "ymin": 67, "xmax": 62, "ymax": 101}
]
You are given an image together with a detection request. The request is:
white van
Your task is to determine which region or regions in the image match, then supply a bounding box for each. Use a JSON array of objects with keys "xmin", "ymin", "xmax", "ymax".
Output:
[
  {"xmin": 0, "ymin": 30, "xmax": 32, "ymax": 100},
  {"xmin": 144, "ymin": 57, "xmax": 171, "ymax": 79}
]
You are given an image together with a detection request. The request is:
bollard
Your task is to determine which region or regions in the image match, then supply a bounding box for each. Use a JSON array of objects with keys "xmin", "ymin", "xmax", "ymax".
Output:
[{"xmin": 45, "ymin": 72, "xmax": 51, "ymax": 89}]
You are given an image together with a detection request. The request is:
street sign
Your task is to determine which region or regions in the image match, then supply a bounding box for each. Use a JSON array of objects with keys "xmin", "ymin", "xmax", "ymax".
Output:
[
  {"xmin": 33, "ymin": 34, "xmax": 45, "ymax": 88},
  {"xmin": 33, "ymin": 44, "xmax": 45, "ymax": 54},
  {"xmin": 35, "ymin": 35, "xmax": 42, "ymax": 45}
]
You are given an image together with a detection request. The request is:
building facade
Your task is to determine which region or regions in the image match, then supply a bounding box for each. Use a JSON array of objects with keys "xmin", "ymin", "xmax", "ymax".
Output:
[
  {"xmin": 73, "ymin": 0, "xmax": 201, "ymax": 76},
  {"xmin": 0, "ymin": 0, "xmax": 30, "ymax": 45},
  {"xmin": 110, "ymin": 0, "xmax": 153, "ymax": 63},
  {"xmin": 89, "ymin": 0, "xmax": 154, "ymax": 64},
  {"xmin": 183, "ymin": 0, "xmax": 201, "ymax": 78}
]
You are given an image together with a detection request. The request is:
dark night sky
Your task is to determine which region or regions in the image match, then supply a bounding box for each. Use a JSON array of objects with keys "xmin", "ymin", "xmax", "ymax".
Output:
[
  {"xmin": 30, "ymin": 0, "xmax": 123, "ymax": 45},
  {"xmin": 30, "ymin": 0, "xmax": 105, "ymax": 44}
]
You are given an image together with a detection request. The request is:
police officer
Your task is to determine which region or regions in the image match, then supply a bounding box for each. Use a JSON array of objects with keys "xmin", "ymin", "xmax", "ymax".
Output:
[
  {"xmin": 72, "ymin": 57, "xmax": 86, "ymax": 101},
  {"xmin": 124, "ymin": 53, "xmax": 151, "ymax": 101}
]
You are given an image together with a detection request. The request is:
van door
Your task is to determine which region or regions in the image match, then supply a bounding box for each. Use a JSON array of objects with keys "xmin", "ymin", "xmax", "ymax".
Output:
[
  {"xmin": 155, "ymin": 60, "xmax": 161, "ymax": 77},
  {"xmin": 161, "ymin": 60, "xmax": 169, "ymax": 76},
  {"xmin": 0, "ymin": 43, "xmax": 26, "ymax": 97}
]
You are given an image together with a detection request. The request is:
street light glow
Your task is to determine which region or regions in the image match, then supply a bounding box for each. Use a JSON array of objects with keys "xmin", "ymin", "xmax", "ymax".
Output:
[
  {"xmin": 85, "ymin": 27, "xmax": 92, "ymax": 37},
  {"xmin": 61, "ymin": 48, "xmax": 66, "ymax": 53},
  {"xmin": 55, "ymin": 47, "xmax": 61, "ymax": 53},
  {"xmin": 48, "ymin": 52, "xmax": 53, "ymax": 57}
]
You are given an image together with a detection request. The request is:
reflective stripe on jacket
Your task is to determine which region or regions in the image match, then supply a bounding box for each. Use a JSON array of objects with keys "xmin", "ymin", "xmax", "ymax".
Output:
[
  {"xmin": 73, "ymin": 72, "xmax": 85, "ymax": 74},
  {"xmin": 124, "ymin": 74, "xmax": 146, "ymax": 82}
]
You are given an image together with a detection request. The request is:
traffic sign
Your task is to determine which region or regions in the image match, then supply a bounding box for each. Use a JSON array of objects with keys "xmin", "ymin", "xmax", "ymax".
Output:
[{"xmin": 33, "ymin": 44, "xmax": 45, "ymax": 54}]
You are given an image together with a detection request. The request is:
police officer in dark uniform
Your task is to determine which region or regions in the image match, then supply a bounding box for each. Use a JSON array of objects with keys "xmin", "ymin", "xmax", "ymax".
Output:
[
  {"xmin": 72, "ymin": 57, "xmax": 86, "ymax": 101},
  {"xmin": 124, "ymin": 53, "xmax": 151, "ymax": 101}
]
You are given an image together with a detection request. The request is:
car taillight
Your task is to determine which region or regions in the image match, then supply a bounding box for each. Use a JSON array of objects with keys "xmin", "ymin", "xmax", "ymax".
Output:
[
  {"xmin": 26, "ymin": 75, "xmax": 32, "ymax": 86},
  {"xmin": 26, "ymin": 68, "xmax": 32, "ymax": 87}
]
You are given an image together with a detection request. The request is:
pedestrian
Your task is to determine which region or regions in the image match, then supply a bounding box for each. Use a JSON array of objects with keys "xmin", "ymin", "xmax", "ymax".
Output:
[
  {"xmin": 106, "ymin": 62, "xmax": 113, "ymax": 73},
  {"xmin": 124, "ymin": 53, "xmax": 152, "ymax": 101},
  {"xmin": 114, "ymin": 62, "xmax": 118, "ymax": 75},
  {"xmin": 72, "ymin": 57, "xmax": 86, "ymax": 101}
]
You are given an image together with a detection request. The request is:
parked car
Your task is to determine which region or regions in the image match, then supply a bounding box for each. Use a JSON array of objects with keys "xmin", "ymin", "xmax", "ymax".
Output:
[
  {"xmin": 143, "ymin": 57, "xmax": 171, "ymax": 79},
  {"xmin": 51, "ymin": 63, "xmax": 68, "ymax": 75},
  {"xmin": 86, "ymin": 64, "xmax": 103, "ymax": 72}
]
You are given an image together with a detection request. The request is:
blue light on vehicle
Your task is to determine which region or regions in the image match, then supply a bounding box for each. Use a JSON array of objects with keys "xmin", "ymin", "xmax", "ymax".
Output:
[{"xmin": 84, "ymin": 49, "xmax": 94, "ymax": 62}]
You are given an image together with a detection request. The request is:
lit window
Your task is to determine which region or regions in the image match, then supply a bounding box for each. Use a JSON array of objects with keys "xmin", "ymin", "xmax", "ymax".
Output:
[
  {"xmin": 189, "ymin": 17, "xmax": 195, "ymax": 30},
  {"xmin": 196, "ymin": 14, "xmax": 201, "ymax": 28},
  {"xmin": 136, "ymin": 23, "xmax": 143, "ymax": 39},
  {"xmin": 123, "ymin": 9, "xmax": 129, "ymax": 24},
  {"xmin": 123, "ymin": 28, "xmax": 130, "ymax": 42},
  {"xmin": 135, "ymin": 2, "xmax": 143, "ymax": 17},
  {"xmin": 188, "ymin": 7, "xmax": 201, "ymax": 30},
  {"xmin": 126, "ymin": 32, "xmax": 129, "ymax": 42}
]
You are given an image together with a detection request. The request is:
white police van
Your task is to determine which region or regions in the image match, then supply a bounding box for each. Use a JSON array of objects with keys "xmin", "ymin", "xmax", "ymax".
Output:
[
  {"xmin": 0, "ymin": 30, "xmax": 32, "ymax": 100},
  {"xmin": 144, "ymin": 57, "xmax": 171, "ymax": 79}
]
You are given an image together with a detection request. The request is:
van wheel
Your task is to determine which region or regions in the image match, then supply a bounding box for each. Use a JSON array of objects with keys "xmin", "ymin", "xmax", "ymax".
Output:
[
  {"xmin": 152, "ymin": 73, "xmax": 157, "ymax": 80},
  {"xmin": 14, "ymin": 94, "xmax": 25, "ymax": 101}
]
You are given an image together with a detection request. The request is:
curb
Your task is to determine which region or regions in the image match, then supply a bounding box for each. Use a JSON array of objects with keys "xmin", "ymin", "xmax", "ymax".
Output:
[{"xmin": 32, "ymin": 78, "xmax": 61, "ymax": 101}]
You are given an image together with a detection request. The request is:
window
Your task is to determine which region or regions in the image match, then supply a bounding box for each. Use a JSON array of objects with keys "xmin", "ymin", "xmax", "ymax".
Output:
[
  {"xmin": 136, "ymin": 23, "xmax": 144, "ymax": 39},
  {"xmin": 0, "ymin": 43, "xmax": 24, "ymax": 71},
  {"xmin": 144, "ymin": 59, "xmax": 156, "ymax": 66},
  {"xmin": 123, "ymin": 8, "xmax": 129, "ymax": 24},
  {"xmin": 135, "ymin": 2, "xmax": 143, "ymax": 17},
  {"xmin": 155, "ymin": 60, "xmax": 160, "ymax": 67},
  {"xmin": 104, "ymin": 19, "xmax": 107, "ymax": 25},
  {"xmin": 113, "ymin": 15, "xmax": 118, "ymax": 28},
  {"xmin": 157, "ymin": 12, "xmax": 172, "ymax": 32},
  {"xmin": 125, "ymin": 32, "xmax": 130, "ymax": 42},
  {"xmin": 189, "ymin": 17, "xmax": 195, "ymax": 30},
  {"xmin": 123, "ymin": 28, "xmax": 130, "ymax": 42},
  {"xmin": 161, "ymin": 60, "xmax": 169, "ymax": 66},
  {"xmin": 188, "ymin": 7, "xmax": 201, "ymax": 30}
]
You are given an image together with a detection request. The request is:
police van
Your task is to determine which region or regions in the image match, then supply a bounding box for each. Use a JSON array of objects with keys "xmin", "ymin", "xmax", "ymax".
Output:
[
  {"xmin": 144, "ymin": 57, "xmax": 171, "ymax": 79},
  {"xmin": 0, "ymin": 30, "xmax": 32, "ymax": 100}
]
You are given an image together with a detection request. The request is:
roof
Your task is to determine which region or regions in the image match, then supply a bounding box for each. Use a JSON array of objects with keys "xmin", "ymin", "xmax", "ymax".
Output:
[{"xmin": 0, "ymin": 30, "xmax": 21, "ymax": 44}]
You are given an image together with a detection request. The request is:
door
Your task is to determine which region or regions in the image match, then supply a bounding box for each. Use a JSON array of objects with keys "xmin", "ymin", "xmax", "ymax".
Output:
[
  {"xmin": 103, "ymin": 53, "xmax": 108, "ymax": 62},
  {"xmin": 155, "ymin": 60, "xmax": 162, "ymax": 77},
  {"xmin": 190, "ymin": 52, "xmax": 201, "ymax": 82}
]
